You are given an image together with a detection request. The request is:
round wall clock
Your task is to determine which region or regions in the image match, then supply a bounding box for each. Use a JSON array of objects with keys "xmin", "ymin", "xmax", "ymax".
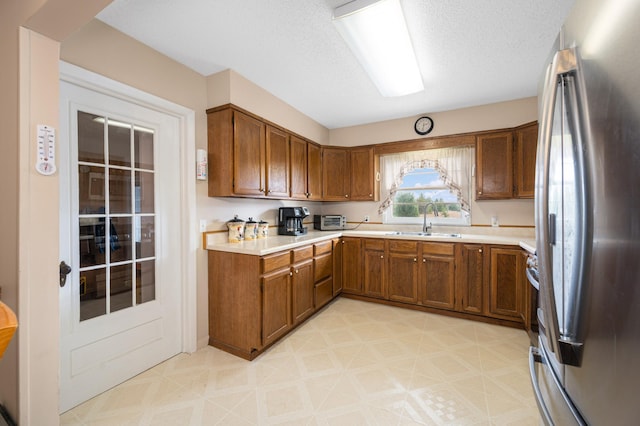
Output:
[{"xmin": 414, "ymin": 116, "xmax": 434, "ymax": 136}]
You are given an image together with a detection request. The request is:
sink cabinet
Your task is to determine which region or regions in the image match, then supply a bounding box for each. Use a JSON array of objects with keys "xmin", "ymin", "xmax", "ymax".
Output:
[
  {"xmin": 419, "ymin": 243, "xmax": 456, "ymax": 311},
  {"xmin": 387, "ymin": 241, "xmax": 419, "ymax": 304},
  {"xmin": 338, "ymin": 237, "xmax": 527, "ymax": 328}
]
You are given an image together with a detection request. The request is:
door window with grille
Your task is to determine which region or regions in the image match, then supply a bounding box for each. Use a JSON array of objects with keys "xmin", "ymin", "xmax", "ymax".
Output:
[{"xmin": 77, "ymin": 111, "xmax": 156, "ymax": 321}]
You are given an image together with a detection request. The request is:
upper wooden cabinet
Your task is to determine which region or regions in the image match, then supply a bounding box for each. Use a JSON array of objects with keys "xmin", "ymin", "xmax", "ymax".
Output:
[
  {"xmin": 265, "ymin": 126, "xmax": 290, "ymax": 198},
  {"xmin": 322, "ymin": 147, "xmax": 351, "ymax": 200},
  {"xmin": 350, "ymin": 147, "xmax": 375, "ymax": 201},
  {"xmin": 476, "ymin": 131, "xmax": 514, "ymax": 200},
  {"xmin": 476, "ymin": 122, "xmax": 538, "ymax": 200},
  {"xmin": 290, "ymin": 136, "xmax": 322, "ymax": 201},
  {"xmin": 209, "ymin": 106, "xmax": 292, "ymax": 198},
  {"xmin": 322, "ymin": 146, "xmax": 375, "ymax": 201},
  {"xmin": 514, "ymin": 122, "xmax": 538, "ymax": 198}
]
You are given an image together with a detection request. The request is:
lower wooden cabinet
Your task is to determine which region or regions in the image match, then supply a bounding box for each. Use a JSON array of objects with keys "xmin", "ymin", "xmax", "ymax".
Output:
[
  {"xmin": 419, "ymin": 243, "xmax": 456, "ymax": 311},
  {"xmin": 363, "ymin": 239, "xmax": 386, "ymax": 299},
  {"xmin": 337, "ymin": 237, "xmax": 528, "ymax": 328},
  {"xmin": 488, "ymin": 246, "xmax": 525, "ymax": 320},
  {"xmin": 291, "ymin": 258, "xmax": 314, "ymax": 325},
  {"xmin": 208, "ymin": 240, "xmax": 338, "ymax": 360},
  {"xmin": 341, "ymin": 237, "xmax": 362, "ymax": 294},
  {"xmin": 387, "ymin": 241, "xmax": 419, "ymax": 304},
  {"xmin": 262, "ymin": 268, "xmax": 291, "ymax": 347},
  {"xmin": 208, "ymin": 237, "xmax": 529, "ymax": 360},
  {"xmin": 456, "ymin": 244, "xmax": 485, "ymax": 314}
]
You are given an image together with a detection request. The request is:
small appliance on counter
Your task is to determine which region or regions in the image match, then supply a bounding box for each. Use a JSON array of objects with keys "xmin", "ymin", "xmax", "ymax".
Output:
[
  {"xmin": 278, "ymin": 207, "xmax": 309, "ymax": 236},
  {"xmin": 314, "ymin": 214, "xmax": 346, "ymax": 230}
]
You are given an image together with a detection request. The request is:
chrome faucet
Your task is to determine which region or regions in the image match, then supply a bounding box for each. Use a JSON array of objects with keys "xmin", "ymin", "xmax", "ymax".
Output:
[{"xmin": 422, "ymin": 202, "xmax": 438, "ymax": 233}]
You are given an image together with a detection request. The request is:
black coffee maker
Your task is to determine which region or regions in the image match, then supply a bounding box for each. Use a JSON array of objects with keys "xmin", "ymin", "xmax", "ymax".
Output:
[{"xmin": 278, "ymin": 207, "xmax": 309, "ymax": 236}]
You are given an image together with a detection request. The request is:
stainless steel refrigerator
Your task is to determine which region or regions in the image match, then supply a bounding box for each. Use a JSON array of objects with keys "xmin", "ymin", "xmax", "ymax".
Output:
[{"xmin": 528, "ymin": 0, "xmax": 640, "ymax": 424}]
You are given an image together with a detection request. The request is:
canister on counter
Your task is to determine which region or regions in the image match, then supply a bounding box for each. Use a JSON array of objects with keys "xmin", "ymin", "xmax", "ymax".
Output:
[
  {"xmin": 245, "ymin": 217, "xmax": 258, "ymax": 240},
  {"xmin": 226, "ymin": 215, "xmax": 245, "ymax": 243},
  {"xmin": 258, "ymin": 219, "xmax": 269, "ymax": 238}
]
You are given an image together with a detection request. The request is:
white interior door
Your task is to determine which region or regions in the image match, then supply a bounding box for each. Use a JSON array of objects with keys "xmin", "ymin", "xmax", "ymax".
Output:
[{"xmin": 59, "ymin": 79, "xmax": 184, "ymax": 412}]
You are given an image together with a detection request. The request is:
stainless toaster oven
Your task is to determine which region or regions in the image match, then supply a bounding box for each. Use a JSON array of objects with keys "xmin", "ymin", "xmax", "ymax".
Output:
[{"xmin": 313, "ymin": 215, "xmax": 346, "ymax": 230}]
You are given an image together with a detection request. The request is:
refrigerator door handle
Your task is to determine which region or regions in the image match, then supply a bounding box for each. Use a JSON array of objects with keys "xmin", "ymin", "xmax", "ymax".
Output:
[{"xmin": 536, "ymin": 47, "xmax": 587, "ymax": 367}]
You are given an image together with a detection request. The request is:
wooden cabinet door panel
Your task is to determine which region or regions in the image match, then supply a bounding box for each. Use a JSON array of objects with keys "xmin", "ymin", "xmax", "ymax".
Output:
[
  {"xmin": 307, "ymin": 142, "xmax": 323, "ymax": 201},
  {"xmin": 457, "ymin": 244, "xmax": 484, "ymax": 315},
  {"xmin": 315, "ymin": 277, "xmax": 333, "ymax": 309},
  {"xmin": 332, "ymin": 238, "xmax": 343, "ymax": 295},
  {"xmin": 515, "ymin": 123, "xmax": 538, "ymax": 198},
  {"xmin": 233, "ymin": 111, "xmax": 265, "ymax": 196},
  {"xmin": 363, "ymin": 246, "xmax": 386, "ymax": 299},
  {"xmin": 476, "ymin": 131, "xmax": 513, "ymax": 199},
  {"xmin": 341, "ymin": 237, "xmax": 362, "ymax": 294},
  {"xmin": 314, "ymin": 252, "xmax": 333, "ymax": 282},
  {"xmin": 265, "ymin": 126, "xmax": 290, "ymax": 198},
  {"xmin": 290, "ymin": 135, "xmax": 307, "ymax": 200},
  {"xmin": 388, "ymin": 252, "xmax": 418, "ymax": 303},
  {"xmin": 420, "ymin": 255, "xmax": 455, "ymax": 310},
  {"xmin": 322, "ymin": 147, "xmax": 350, "ymax": 200},
  {"xmin": 488, "ymin": 247, "xmax": 523, "ymax": 319},
  {"xmin": 262, "ymin": 268, "xmax": 291, "ymax": 346},
  {"xmin": 350, "ymin": 147, "xmax": 375, "ymax": 200},
  {"xmin": 292, "ymin": 260, "xmax": 314, "ymax": 324}
]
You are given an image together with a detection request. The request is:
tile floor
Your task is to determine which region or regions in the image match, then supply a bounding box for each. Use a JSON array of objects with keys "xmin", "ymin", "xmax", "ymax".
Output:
[{"xmin": 60, "ymin": 298, "xmax": 540, "ymax": 425}]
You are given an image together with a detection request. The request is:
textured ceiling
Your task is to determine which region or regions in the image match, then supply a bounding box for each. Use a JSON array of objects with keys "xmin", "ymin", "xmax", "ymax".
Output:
[{"xmin": 97, "ymin": 0, "xmax": 575, "ymax": 129}]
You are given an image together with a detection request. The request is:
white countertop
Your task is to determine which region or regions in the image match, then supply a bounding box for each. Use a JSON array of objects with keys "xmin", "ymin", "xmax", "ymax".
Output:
[{"xmin": 206, "ymin": 229, "xmax": 536, "ymax": 256}]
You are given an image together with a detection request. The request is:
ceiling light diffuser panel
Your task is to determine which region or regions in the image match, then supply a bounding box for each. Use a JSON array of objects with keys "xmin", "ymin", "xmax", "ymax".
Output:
[{"xmin": 333, "ymin": 0, "xmax": 424, "ymax": 97}]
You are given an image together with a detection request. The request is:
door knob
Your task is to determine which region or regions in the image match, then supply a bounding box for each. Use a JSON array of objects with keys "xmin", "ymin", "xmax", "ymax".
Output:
[{"xmin": 59, "ymin": 261, "xmax": 72, "ymax": 287}]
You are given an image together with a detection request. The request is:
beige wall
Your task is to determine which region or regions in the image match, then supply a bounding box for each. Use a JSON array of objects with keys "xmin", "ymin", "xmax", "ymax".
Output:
[
  {"xmin": 1, "ymin": 1, "xmax": 111, "ymax": 423},
  {"xmin": 329, "ymin": 97, "xmax": 538, "ymax": 147},
  {"xmin": 207, "ymin": 69, "xmax": 330, "ymax": 144},
  {"xmin": 326, "ymin": 97, "xmax": 537, "ymax": 227}
]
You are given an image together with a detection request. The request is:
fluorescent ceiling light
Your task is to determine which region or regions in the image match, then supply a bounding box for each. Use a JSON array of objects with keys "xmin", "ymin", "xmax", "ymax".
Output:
[{"xmin": 333, "ymin": 0, "xmax": 424, "ymax": 97}]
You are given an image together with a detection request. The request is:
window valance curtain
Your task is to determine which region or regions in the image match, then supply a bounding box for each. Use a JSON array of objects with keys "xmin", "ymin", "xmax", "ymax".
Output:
[{"xmin": 378, "ymin": 146, "xmax": 474, "ymax": 215}]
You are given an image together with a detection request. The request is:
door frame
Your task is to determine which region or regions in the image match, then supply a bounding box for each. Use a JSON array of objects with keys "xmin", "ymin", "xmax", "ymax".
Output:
[{"xmin": 59, "ymin": 61, "xmax": 198, "ymax": 354}]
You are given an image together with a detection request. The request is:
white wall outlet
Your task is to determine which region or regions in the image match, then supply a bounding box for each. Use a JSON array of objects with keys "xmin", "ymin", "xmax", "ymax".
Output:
[
  {"xmin": 364, "ymin": 215, "xmax": 370, "ymax": 222},
  {"xmin": 199, "ymin": 219, "xmax": 207, "ymax": 232}
]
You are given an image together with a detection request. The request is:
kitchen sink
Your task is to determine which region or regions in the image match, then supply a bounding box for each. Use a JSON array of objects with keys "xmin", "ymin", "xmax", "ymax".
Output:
[{"xmin": 386, "ymin": 231, "xmax": 461, "ymax": 238}]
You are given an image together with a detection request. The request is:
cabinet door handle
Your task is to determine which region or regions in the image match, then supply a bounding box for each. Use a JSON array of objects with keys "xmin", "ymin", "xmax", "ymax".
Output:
[
  {"xmin": 342, "ymin": 240, "xmax": 345, "ymax": 244},
  {"xmin": 413, "ymin": 258, "xmax": 417, "ymax": 262},
  {"xmin": 479, "ymin": 249, "xmax": 483, "ymax": 253},
  {"xmin": 289, "ymin": 271, "xmax": 293, "ymax": 276},
  {"xmin": 345, "ymin": 194, "xmax": 349, "ymax": 198},
  {"xmin": 380, "ymin": 255, "xmax": 384, "ymax": 259},
  {"xmin": 422, "ymin": 258, "xmax": 426, "ymax": 263},
  {"xmin": 478, "ymin": 191, "xmax": 482, "ymax": 195},
  {"xmin": 369, "ymin": 193, "xmax": 373, "ymax": 197},
  {"xmin": 295, "ymin": 269, "xmax": 299, "ymax": 274}
]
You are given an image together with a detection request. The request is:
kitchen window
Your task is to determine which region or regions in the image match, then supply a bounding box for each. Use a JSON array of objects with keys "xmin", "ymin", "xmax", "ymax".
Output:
[{"xmin": 379, "ymin": 146, "xmax": 473, "ymax": 226}]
